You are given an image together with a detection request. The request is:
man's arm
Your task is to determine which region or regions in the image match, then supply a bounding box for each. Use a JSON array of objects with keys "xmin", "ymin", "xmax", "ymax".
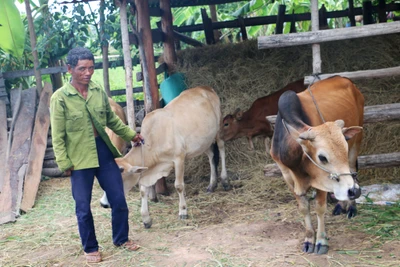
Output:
[{"xmin": 50, "ymin": 94, "xmax": 73, "ymax": 172}]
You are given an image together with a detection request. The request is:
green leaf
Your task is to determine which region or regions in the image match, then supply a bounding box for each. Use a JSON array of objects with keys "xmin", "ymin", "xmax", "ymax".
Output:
[{"xmin": 0, "ymin": 0, "xmax": 25, "ymax": 58}]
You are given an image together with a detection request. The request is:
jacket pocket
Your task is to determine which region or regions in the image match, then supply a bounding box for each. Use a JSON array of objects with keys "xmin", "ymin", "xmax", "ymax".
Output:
[
  {"xmin": 94, "ymin": 107, "xmax": 107, "ymax": 127},
  {"xmin": 66, "ymin": 111, "xmax": 84, "ymax": 132}
]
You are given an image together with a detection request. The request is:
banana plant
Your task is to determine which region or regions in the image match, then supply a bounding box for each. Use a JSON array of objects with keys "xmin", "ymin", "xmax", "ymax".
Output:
[{"xmin": 0, "ymin": 0, "xmax": 25, "ymax": 59}]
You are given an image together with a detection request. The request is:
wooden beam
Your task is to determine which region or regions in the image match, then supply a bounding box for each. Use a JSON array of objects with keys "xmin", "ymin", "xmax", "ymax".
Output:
[
  {"xmin": 275, "ymin": 4, "xmax": 286, "ymax": 34},
  {"xmin": 264, "ymin": 152, "xmax": 400, "ymax": 177},
  {"xmin": 258, "ymin": 21, "xmax": 400, "ymax": 49},
  {"xmin": 266, "ymin": 103, "xmax": 400, "ymax": 126},
  {"xmin": 304, "ymin": 66, "xmax": 400, "ymax": 84},
  {"xmin": 20, "ymin": 83, "xmax": 52, "ymax": 212},
  {"xmin": 173, "ymin": 30, "xmax": 205, "ymax": 47}
]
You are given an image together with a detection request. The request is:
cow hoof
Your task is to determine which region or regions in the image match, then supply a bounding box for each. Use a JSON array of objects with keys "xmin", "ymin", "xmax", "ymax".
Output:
[
  {"xmin": 150, "ymin": 196, "xmax": 159, "ymax": 203},
  {"xmin": 314, "ymin": 244, "xmax": 329, "ymax": 254},
  {"xmin": 347, "ymin": 206, "xmax": 357, "ymax": 219},
  {"xmin": 143, "ymin": 220, "xmax": 152, "ymax": 229},
  {"xmin": 222, "ymin": 182, "xmax": 231, "ymax": 191},
  {"xmin": 179, "ymin": 214, "xmax": 189, "ymax": 220},
  {"xmin": 100, "ymin": 203, "xmax": 110, "ymax": 209},
  {"xmin": 206, "ymin": 185, "xmax": 216, "ymax": 193},
  {"xmin": 332, "ymin": 203, "xmax": 343, "ymax": 216},
  {"xmin": 302, "ymin": 242, "xmax": 315, "ymax": 253}
]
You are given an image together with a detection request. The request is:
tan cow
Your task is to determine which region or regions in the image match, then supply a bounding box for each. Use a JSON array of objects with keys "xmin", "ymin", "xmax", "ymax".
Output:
[
  {"xmin": 102, "ymin": 86, "xmax": 230, "ymax": 228},
  {"xmin": 270, "ymin": 76, "xmax": 364, "ymax": 254}
]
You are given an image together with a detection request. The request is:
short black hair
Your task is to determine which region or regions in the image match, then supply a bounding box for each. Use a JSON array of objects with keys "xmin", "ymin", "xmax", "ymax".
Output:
[{"xmin": 66, "ymin": 47, "xmax": 95, "ymax": 68}]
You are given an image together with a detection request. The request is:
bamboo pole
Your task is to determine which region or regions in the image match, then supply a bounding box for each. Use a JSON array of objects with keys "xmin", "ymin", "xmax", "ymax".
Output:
[
  {"xmin": 119, "ymin": 0, "xmax": 135, "ymax": 130},
  {"xmin": 24, "ymin": 0, "xmax": 42, "ymax": 95},
  {"xmin": 100, "ymin": 0, "xmax": 111, "ymax": 97}
]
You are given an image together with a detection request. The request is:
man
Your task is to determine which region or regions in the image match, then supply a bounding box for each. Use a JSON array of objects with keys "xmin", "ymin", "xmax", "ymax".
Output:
[{"xmin": 50, "ymin": 47, "xmax": 143, "ymax": 263}]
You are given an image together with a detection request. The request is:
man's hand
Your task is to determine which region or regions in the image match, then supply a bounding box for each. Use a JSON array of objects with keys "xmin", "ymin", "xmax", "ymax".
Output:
[
  {"xmin": 132, "ymin": 133, "xmax": 145, "ymax": 147},
  {"xmin": 64, "ymin": 167, "xmax": 74, "ymax": 176}
]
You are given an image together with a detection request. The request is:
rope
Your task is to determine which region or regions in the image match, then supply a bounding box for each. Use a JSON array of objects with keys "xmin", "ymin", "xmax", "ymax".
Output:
[{"xmin": 307, "ymin": 74, "xmax": 325, "ymax": 123}]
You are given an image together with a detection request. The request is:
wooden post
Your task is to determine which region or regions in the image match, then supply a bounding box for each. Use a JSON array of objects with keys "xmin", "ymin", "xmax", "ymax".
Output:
[
  {"xmin": 311, "ymin": 0, "xmax": 322, "ymax": 74},
  {"xmin": 290, "ymin": 10, "xmax": 297, "ymax": 33},
  {"xmin": 119, "ymin": 0, "xmax": 135, "ymax": 130},
  {"xmin": 135, "ymin": 0, "xmax": 160, "ymax": 112},
  {"xmin": 201, "ymin": 8, "xmax": 215, "ymax": 45},
  {"xmin": 275, "ymin": 4, "xmax": 286, "ymax": 34},
  {"xmin": 0, "ymin": 74, "xmax": 7, "ymax": 192},
  {"xmin": 24, "ymin": 0, "xmax": 42, "ymax": 95},
  {"xmin": 378, "ymin": 0, "xmax": 387, "ymax": 23},
  {"xmin": 238, "ymin": 16, "xmax": 248, "ymax": 41},
  {"xmin": 160, "ymin": 0, "xmax": 177, "ymax": 75},
  {"xmin": 319, "ymin": 4, "xmax": 328, "ymax": 29},
  {"xmin": 0, "ymin": 87, "xmax": 36, "ymax": 224},
  {"xmin": 100, "ymin": 0, "xmax": 111, "ymax": 97},
  {"xmin": 20, "ymin": 83, "xmax": 52, "ymax": 212},
  {"xmin": 348, "ymin": 0, "xmax": 356, "ymax": 26},
  {"xmin": 363, "ymin": 1, "xmax": 374, "ymax": 25},
  {"xmin": 209, "ymin": 5, "xmax": 221, "ymax": 42}
]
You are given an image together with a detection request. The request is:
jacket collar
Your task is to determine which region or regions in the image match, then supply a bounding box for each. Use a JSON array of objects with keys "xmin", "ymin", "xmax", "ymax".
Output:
[{"xmin": 63, "ymin": 81, "xmax": 100, "ymax": 96}]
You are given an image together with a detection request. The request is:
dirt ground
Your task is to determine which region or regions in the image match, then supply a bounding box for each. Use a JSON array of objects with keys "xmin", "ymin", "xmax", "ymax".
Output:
[{"xmin": 1, "ymin": 177, "xmax": 399, "ymax": 267}]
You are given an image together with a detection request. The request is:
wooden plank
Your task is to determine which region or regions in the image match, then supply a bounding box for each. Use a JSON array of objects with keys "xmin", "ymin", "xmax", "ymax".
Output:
[
  {"xmin": 173, "ymin": 30, "xmax": 204, "ymax": 47},
  {"xmin": 264, "ymin": 152, "xmax": 400, "ymax": 177},
  {"xmin": 304, "ymin": 66, "xmax": 400, "ymax": 84},
  {"xmin": 266, "ymin": 103, "xmax": 400, "ymax": 126},
  {"xmin": 21, "ymin": 83, "xmax": 53, "ymax": 212},
  {"xmin": 258, "ymin": 21, "xmax": 400, "ymax": 49},
  {"xmin": 0, "ymin": 99, "xmax": 7, "ymax": 193},
  {"xmin": 0, "ymin": 87, "xmax": 36, "ymax": 224}
]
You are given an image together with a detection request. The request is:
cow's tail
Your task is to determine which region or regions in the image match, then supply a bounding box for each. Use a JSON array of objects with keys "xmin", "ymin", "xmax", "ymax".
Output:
[{"xmin": 213, "ymin": 142, "xmax": 220, "ymax": 176}]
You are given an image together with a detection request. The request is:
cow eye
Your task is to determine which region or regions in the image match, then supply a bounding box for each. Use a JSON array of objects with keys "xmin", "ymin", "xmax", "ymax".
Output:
[
  {"xmin": 224, "ymin": 122, "xmax": 229, "ymax": 127},
  {"xmin": 318, "ymin": 155, "xmax": 328, "ymax": 164}
]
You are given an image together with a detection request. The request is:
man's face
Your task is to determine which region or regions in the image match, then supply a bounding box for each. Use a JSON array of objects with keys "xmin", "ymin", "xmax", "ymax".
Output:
[{"xmin": 68, "ymin": 59, "xmax": 95, "ymax": 86}]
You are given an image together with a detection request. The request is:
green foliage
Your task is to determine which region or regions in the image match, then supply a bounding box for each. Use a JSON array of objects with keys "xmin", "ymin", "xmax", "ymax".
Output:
[{"xmin": 0, "ymin": 0, "xmax": 25, "ymax": 58}]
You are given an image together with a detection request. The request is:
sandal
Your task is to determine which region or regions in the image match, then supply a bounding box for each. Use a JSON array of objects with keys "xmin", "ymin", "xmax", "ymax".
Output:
[
  {"xmin": 118, "ymin": 240, "xmax": 140, "ymax": 251},
  {"xmin": 85, "ymin": 251, "xmax": 102, "ymax": 263}
]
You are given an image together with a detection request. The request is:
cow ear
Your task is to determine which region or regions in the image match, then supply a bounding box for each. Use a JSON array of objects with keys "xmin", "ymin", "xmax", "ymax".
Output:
[
  {"xmin": 128, "ymin": 166, "xmax": 148, "ymax": 174},
  {"xmin": 343, "ymin": 126, "xmax": 363, "ymax": 140}
]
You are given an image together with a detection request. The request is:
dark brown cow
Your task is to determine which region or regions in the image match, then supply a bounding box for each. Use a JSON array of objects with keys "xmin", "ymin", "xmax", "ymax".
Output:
[
  {"xmin": 270, "ymin": 76, "xmax": 364, "ymax": 254},
  {"xmin": 221, "ymin": 78, "xmax": 306, "ymax": 150}
]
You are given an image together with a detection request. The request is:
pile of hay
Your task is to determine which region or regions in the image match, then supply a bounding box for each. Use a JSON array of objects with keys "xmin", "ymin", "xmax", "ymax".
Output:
[{"xmin": 174, "ymin": 33, "xmax": 400, "ymax": 188}]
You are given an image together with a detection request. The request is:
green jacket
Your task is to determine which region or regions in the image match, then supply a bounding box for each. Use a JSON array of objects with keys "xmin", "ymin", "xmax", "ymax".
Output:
[{"xmin": 50, "ymin": 81, "xmax": 136, "ymax": 172}]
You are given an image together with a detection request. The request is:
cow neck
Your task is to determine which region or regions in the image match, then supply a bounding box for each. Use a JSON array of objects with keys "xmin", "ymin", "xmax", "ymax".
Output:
[{"xmin": 281, "ymin": 119, "xmax": 356, "ymax": 182}]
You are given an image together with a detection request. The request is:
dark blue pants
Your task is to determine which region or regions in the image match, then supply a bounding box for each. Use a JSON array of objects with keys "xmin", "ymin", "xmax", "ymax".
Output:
[{"xmin": 70, "ymin": 136, "xmax": 129, "ymax": 253}]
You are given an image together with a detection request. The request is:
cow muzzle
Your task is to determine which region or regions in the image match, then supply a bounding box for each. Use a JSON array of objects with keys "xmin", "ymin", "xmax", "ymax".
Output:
[{"xmin": 348, "ymin": 184, "xmax": 361, "ymax": 200}]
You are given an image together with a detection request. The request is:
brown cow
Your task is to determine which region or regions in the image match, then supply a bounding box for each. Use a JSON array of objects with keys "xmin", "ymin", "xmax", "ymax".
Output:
[
  {"xmin": 221, "ymin": 78, "xmax": 306, "ymax": 150},
  {"xmin": 270, "ymin": 76, "xmax": 364, "ymax": 254},
  {"xmin": 101, "ymin": 86, "xmax": 230, "ymax": 228},
  {"xmin": 105, "ymin": 98, "xmax": 129, "ymax": 155}
]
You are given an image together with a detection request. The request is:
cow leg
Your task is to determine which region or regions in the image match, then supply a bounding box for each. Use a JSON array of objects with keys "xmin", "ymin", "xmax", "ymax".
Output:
[
  {"xmin": 155, "ymin": 177, "xmax": 169, "ymax": 196},
  {"xmin": 264, "ymin": 137, "xmax": 271, "ymax": 157},
  {"xmin": 296, "ymin": 194, "xmax": 315, "ymax": 253},
  {"xmin": 217, "ymin": 138, "xmax": 230, "ymax": 190},
  {"xmin": 247, "ymin": 136, "xmax": 254, "ymax": 151},
  {"xmin": 148, "ymin": 185, "xmax": 158, "ymax": 203},
  {"xmin": 278, "ymin": 164, "xmax": 315, "ymax": 253},
  {"xmin": 206, "ymin": 146, "xmax": 218, "ymax": 192},
  {"xmin": 140, "ymin": 185, "xmax": 152, "ymax": 229},
  {"xmin": 174, "ymin": 157, "xmax": 188, "ymax": 219},
  {"xmin": 314, "ymin": 190, "xmax": 329, "ymax": 254}
]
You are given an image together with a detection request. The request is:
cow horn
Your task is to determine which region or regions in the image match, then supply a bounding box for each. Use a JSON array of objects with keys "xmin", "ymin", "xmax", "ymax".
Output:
[
  {"xmin": 334, "ymin": 120, "xmax": 345, "ymax": 128},
  {"xmin": 298, "ymin": 130, "xmax": 316, "ymax": 141}
]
